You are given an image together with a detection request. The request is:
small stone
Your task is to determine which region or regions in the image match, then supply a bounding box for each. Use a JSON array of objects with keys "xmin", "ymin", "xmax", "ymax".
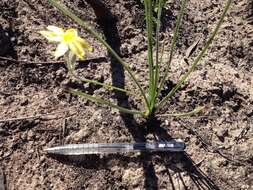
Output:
[
  {"xmin": 10, "ymin": 37, "xmax": 16, "ymax": 42},
  {"xmin": 27, "ymin": 130, "xmax": 35, "ymax": 141},
  {"xmin": 2, "ymin": 96, "xmax": 14, "ymax": 105},
  {"xmin": 40, "ymin": 155, "xmax": 46, "ymax": 163},
  {"xmin": 20, "ymin": 99, "xmax": 29, "ymax": 106},
  {"xmin": 27, "ymin": 149, "xmax": 34, "ymax": 154},
  {"xmin": 67, "ymin": 128, "xmax": 91, "ymax": 142},
  {"xmin": 0, "ymin": 126, "xmax": 6, "ymax": 134},
  {"xmin": 246, "ymin": 107, "xmax": 253, "ymax": 117},
  {"xmin": 60, "ymin": 79, "xmax": 71, "ymax": 88},
  {"xmin": 122, "ymin": 168, "xmax": 143, "ymax": 186},
  {"xmin": 56, "ymin": 68, "xmax": 65, "ymax": 76},
  {"xmin": 215, "ymin": 128, "xmax": 229, "ymax": 142},
  {"xmin": 20, "ymin": 132, "xmax": 27, "ymax": 140},
  {"xmin": 155, "ymin": 165, "xmax": 166, "ymax": 173}
]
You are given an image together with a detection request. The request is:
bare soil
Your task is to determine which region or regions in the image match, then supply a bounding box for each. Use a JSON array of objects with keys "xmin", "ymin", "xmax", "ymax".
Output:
[{"xmin": 0, "ymin": 0, "xmax": 252, "ymax": 189}]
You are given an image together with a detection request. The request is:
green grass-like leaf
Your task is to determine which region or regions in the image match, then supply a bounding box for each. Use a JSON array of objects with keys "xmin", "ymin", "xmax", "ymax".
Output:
[
  {"xmin": 68, "ymin": 88, "xmax": 145, "ymax": 115},
  {"xmin": 157, "ymin": 0, "xmax": 233, "ymax": 110}
]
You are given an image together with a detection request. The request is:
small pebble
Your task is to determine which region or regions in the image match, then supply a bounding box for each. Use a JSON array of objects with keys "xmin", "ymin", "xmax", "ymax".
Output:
[
  {"xmin": 0, "ymin": 127, "xmax": 6, "ymax": 134},
  {"xmin": 27, "ymin": 130, "xmax": 35, "ymax": 141},
  {"xmin": 164, "ymin": 119, "xmax": 169, "ymax": 126},
  {"xmin": 215, "ymin": 128, "xmax": 229, "ymax": 142},
  {"xmin": 122, "ymin": 168, "xmax": 143, "ymax": 186},
  {"xmin": 20, "ymin": 99, "xmax": 29, "ymax": 106}
]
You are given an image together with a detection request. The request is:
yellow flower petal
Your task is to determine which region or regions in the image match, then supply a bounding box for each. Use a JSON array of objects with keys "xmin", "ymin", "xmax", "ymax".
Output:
[
  {"xmin": 39, "ymin": 31, "xmax": 62, "ymax": 42},
  {"xmin": 54, "ymin": 43, "xmax": 68, "ymax": 59},
  {"xmin": 62, "ymin": 28, "xmax": 78, "ymax": 43},
  {"xmin": 69, "ymin": 41, "xmax": 85, "ymax": 60},
  {"xmin": 47, "ymin": 25, "xmax": 64, "ymax": 35},
  {"xmin": 76, "ymin": 37, "xmax": 93, "ymax": 52},
  {"xmin": 65, "ymin": 28, "xmax": 78, "ymax": 36}
]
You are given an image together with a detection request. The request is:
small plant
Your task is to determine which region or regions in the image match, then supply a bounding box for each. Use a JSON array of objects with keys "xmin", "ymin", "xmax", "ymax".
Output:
[{"xmin": 40, "ymin": 0, "xmax": 233, "ymax": 118}]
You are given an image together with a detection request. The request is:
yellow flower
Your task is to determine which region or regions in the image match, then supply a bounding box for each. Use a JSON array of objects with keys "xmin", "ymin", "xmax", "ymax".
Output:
[{"xmin": 39, "ymin": 25, "xmax": 92, "ymax": 60}]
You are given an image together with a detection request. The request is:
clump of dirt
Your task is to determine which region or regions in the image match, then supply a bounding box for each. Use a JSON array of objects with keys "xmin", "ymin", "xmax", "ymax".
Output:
[{"xmin": 0, "ymin": 0, "xmax": 252, "ymax": 189}]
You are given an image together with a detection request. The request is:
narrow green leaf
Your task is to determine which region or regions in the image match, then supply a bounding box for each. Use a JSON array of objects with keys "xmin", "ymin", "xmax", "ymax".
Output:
[
  {"xmin": 158, "ymin": 106, "xmax": 204, "ymax": 117},
  {"xmin": 69, "ymin": 88, "xmax": 145, "ymax": 115},
  {"xmin": 144, "ymin": 0, "xmax": 155, "ymax": 105},
  {"xmin": 157, "ymin": 0, "xmax": 233, "ymax": 110},
  {"xmin": 157, "ymin": 0, "xmax": 188, "ymax": 98},
  {"xmin": 151, "ymin": 0, "xmax": 164, "ymax": 109}
]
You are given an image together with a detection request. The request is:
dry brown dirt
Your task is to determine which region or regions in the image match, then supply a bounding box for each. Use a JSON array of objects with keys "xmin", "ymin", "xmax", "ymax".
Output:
[{"xmin": 0, "ymin": 0, "xmax": 252, "ymax": 189}]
